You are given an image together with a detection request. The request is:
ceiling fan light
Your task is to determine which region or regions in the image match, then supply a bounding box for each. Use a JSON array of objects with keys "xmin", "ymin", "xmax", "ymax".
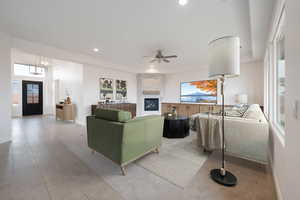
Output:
[{"xmin": 179, "ymin": 0, "xmax": 188, "ymax": 6}]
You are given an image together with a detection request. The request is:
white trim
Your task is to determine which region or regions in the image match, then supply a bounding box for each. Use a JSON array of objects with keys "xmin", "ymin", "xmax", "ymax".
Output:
[
  {"xmin": 272, "ymin": 6, "xmax": 286, "ymax": 137},
  {"xmin": 270, "ymin": 121, "xmax": 285, "ymax": 147},
  {"xmin": 267, "ymin": 123, "xmax": 283, "ymax": 200},
  {"xmin": 269, "ymin": 156, "xmax": 284, "ymax": 200},
  {"xmin": 263, "ymin": 50, "xmax": 269, "ymax": 118},
  {"xmin": 0, "ymin": 138, "xmax": 12, "ymax": 144},
  {"xmin": 267, "ymin": 0, "xmax": 286, "ymax": 43},
  {"xmin": 76, "ymin": 119, "xmax": 86, "ymax": 126}
]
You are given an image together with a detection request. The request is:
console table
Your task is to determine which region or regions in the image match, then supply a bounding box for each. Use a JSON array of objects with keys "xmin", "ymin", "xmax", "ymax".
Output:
[
  {"xmin": 161, "ymin": 103, "xmax": 234, "ymax": 118},
  {"xmin": 56, "ymin": 104, "xmax": 75, "ymax": 122}
]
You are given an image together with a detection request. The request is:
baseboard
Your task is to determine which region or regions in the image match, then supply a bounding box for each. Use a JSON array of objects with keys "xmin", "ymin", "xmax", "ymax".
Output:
[
  {"xmin": 273, "ymin": 171, "xmax": 283, "ymax": 200},
  {"xmin": 0, "ymin": 137, "xmax": 12, "ymax": 144},
  {"xmin": 269, "ymin": 157, "xmax": 284, "ymax": 200},
  {"xmin": 76, "ymin": 120, "xmax": 86, "ymax": 126}
]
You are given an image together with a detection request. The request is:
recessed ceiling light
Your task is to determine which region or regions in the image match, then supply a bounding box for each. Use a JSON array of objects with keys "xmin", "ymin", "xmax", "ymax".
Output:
[
  {"xmin": 179, "ymin": 0, "xmax": 188, "ymax": 6},
  {"xmin": 146, "ymin": 68, "xmax": 159, "ymax": 73},
  {"xmin": 93, "ymin": 48, "xmax": 99, "ymax": 52}
]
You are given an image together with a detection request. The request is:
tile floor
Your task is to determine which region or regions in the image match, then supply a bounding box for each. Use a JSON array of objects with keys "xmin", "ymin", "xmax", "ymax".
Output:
[{"xmin": 0, "ymin": 116, "xmax": 277, "ymax": 200}]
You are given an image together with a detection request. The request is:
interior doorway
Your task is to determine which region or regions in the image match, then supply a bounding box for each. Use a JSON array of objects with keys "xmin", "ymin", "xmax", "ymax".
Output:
[{"xmin": 22, "ymin": 80, "xmax": 43, "ymax": 116}]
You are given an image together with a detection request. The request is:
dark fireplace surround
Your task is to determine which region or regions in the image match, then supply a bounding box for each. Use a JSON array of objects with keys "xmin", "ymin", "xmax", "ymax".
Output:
[{"xmin": 144, "ymin": 98, "xmax": 159, "ymax": 111}]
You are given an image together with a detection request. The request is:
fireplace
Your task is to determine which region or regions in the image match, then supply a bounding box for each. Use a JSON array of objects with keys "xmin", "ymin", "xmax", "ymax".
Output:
[{"xmin": 144, "ymin": 98, "xmax": 159, "ymax": 111}]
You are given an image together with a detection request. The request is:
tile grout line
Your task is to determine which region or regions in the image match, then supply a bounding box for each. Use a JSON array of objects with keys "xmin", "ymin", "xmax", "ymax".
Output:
[{"xmin": 21, "ymin": 119, "xmax": 54, "ymax": 200}]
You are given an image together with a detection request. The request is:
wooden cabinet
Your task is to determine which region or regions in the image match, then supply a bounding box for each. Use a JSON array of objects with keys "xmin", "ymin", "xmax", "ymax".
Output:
[
  {"xmin": 91, "ymin": 103, "xmax": 137, "ymax": 118},
  {"xmin": 56, "ymin": 104, "xmax": 75, "ymax": 121},
  {"xmin": 186, "ymin": 104, "xmax": 200, "ymax": 116},
  {"xmin": 199, "ymin": 105, "xmax": 210, "ymax": 113},
  {"xmin": 161, "ymin": 103, "xmax": 233, "ymax": 117}
]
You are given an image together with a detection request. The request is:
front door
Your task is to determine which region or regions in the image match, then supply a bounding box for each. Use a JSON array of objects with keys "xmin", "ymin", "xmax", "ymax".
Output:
[{"xmin": 22, "ymin": 80, "xmax": 43, "ymax": 116}]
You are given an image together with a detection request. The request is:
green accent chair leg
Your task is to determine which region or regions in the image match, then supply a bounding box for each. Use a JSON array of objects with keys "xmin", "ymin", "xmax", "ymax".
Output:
[{"xmin": 121, "ymin": 166, "xmax": 126, "ymax": 176}]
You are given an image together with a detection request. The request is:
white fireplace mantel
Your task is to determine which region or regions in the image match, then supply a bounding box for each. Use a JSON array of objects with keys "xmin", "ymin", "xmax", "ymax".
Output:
[{"xmin": 136, "ymin": 73, "xmax": 165, "ymax": 116}]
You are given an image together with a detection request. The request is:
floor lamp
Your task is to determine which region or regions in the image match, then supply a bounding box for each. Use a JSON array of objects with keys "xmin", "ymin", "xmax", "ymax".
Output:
[{"xmin": 208, "ymin": 36, "xmax": 240, "ymax": 186}]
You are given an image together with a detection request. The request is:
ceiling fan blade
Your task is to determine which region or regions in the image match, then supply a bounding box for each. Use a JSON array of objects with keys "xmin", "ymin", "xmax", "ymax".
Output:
[
  {"xmin": 164, "ymin": 55, "xmax": 177, "ymax": 59},
  {"xmin": 163, "ymin": 59, "xmax": 170, "ymax": 63},
  {"xmin": 150, "ymin": 59, "xmax": 157, "ymax": 63}
]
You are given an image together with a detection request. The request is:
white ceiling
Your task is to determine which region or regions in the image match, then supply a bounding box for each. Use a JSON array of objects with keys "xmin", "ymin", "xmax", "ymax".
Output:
[{"xmin": 0, "ymin": 0, "xmax": 274, "ymax": 73}]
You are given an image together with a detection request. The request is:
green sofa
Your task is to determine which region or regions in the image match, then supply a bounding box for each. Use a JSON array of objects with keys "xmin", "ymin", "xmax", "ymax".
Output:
[{"xmin": 86, "ymin": 108, "xmax": 164, "ymax": 175}]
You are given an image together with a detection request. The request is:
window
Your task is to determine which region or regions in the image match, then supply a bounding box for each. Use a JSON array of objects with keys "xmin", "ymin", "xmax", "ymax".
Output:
[
  {"xmin": 12, "ymin": 80, "xmax": 20, "ymax": 105},
  {"xmin": 27, "ymin": 84, "xmax": 40, "ymax": 104},
  {"xmin": 276, "ymin": 34, "xmax": 285, "ymax": 129},
  {"xmin": 274, "ymin": 9, "xmax": 286, "ymax": 132},
  {"xmin": 14, "ymin": 64, "xmax": 45, "ymax": 77}
]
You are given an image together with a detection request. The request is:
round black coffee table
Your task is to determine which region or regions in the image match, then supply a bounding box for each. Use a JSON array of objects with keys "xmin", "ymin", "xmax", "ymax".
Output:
[{"xmin": 163, "ymin": 116, "xmax": 190, "ymax": 138}]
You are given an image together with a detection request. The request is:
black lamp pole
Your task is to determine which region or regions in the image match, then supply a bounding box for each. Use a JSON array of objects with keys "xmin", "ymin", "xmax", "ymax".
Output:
[{"xmin": 210, "ymin": 75, "xmax": 237, "ymax": 187}]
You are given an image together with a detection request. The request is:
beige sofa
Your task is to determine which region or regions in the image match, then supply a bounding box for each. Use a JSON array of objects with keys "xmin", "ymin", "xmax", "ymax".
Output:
[{"xmin": 193, "ymin": 104, "xmax": 269, "ymax": 164}]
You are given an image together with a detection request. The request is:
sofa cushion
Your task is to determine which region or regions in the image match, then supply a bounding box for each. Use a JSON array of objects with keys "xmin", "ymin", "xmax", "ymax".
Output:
[
  {"xmin": 242, "ymin": 104, "xmax": 266, "ymax": 122},
  {"xmin": 95, "ymin": 108, "xmax": 132, "ymax": 122}
]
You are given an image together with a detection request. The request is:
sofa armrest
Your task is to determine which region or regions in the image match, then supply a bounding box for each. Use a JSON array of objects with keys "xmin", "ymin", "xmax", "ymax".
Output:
[{"xmin": 224, "ymin": 118, "xmax": 269, "ymax": 163}]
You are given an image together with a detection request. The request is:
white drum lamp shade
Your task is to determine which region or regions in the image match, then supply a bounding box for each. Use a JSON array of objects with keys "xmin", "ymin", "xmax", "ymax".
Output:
[{"xmin": 209, "ymin": 36, "xmax": 240, "ymax": 78}]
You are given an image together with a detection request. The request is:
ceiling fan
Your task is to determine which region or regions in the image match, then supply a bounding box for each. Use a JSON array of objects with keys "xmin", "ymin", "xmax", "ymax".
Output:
[{"xmin": 145, "ymin": 50, "xmax": 178, "ymax": 63}]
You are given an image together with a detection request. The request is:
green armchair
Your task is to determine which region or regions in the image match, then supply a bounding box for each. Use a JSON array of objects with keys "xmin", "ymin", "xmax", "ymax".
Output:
[{"xmin": 86, "ymin": 108, "xmax": 164, "ymax": 175}]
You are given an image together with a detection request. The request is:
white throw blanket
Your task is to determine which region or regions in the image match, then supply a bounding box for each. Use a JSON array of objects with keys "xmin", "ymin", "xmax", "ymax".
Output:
[{"xmin": 193, "ymin": 113, "xmax": 223, "ymax": 151}]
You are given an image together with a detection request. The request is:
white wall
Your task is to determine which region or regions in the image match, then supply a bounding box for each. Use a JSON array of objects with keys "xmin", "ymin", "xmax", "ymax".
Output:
[
  {"xmin": 53, "ymin": 60, "xmax": 83, "ymax": 124},
  {"xmin": 226, "ymin": 61, "xmax": 264, "ymax": 105},
  {"xmin": 163, "ymin": 61, "xmax": 264, "ymax": 105},
  {"xmin": 266, "ymin": 1, "xmax": 300, "ymax": 199},
  {"xmin": 0, "ymin": 32, "xmax": 12, "ymax": 143},
  {"xmin": 284, "ymin": 1, "xmax": 300, "ymax": 198},
  {"xmin": 80, "ymin": 64, "xmax": 137, "ymax": 125}
]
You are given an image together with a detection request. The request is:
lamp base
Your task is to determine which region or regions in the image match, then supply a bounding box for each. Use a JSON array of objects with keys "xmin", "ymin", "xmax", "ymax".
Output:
[{"xmin": 210, "ymin": 169, "xmax": 237, "ymax": 187}]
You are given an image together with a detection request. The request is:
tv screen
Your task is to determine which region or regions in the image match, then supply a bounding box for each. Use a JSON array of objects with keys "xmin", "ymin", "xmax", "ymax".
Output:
[{"xmin": 180, "ymin": 80, "xmax": 217, "ymax": 104}]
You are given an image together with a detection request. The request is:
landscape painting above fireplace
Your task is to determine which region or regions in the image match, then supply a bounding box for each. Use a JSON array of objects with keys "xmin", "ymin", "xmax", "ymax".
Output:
[{"xmin": 180, "ymin": 80, "xmax": 217, "ymax": 104}]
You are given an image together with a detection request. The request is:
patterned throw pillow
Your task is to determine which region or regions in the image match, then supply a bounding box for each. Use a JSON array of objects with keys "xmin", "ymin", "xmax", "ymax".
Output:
[{"xmin": 225, "ymin": 105, "xmax": 249, "ymax": 117}]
